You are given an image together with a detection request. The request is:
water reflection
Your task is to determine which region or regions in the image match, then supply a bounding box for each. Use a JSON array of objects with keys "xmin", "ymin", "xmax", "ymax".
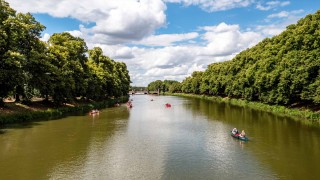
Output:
[
  {"xmin": 184, "ymin": 97, "xmax": 320, "ymax": 179},
  {"xmin": 0, "ymin": 95, "xmax": 319, "ymax": 179}
]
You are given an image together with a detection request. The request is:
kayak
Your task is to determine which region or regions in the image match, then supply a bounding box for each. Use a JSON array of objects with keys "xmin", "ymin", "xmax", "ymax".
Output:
[{"xmin": 231, "ymin": 132, "xmax": 249, "ymax": 141}]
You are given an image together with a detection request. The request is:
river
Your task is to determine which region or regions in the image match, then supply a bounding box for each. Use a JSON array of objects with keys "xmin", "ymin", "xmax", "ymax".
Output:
[{"xmin": 0, "ymin": 95, "xmax": 319, "ymax": 179}]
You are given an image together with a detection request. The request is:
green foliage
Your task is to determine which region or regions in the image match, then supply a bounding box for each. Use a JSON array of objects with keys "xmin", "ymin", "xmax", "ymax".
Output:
[
  {"xmin": 148, "ymin": 80, "xmax": 163, "ymax": 92},
  {"xmin": 177, "ymin": 10, "xmax": 320, "ymax": 107},
  {"xmin": 168, "ymin": 81, "xmax": 182, "ymax": 93},
  {"xmin": 163, "ymin": 80, "xmax": 180, "ymax": 92},
  {"xmin": 0, "ymin": 1, "xmax": 131, "ymax": 106},
  {"xmin": 181, "ymin": 71, "xmax": 203, "ymax": 94},
  {"xmin": 147, "ymin": 80, "xmax": 182, "ymax": 93},
  {"xmin": 86, "ymin": 47, "xmax": 131, "ymax": 100},
  {"xmin": 131, "ymin": 86, "xmax": 147, "ymax": 91},
  {"xmin": 0, "ymin": 1, "xmax": 40, "ymax": 102}
]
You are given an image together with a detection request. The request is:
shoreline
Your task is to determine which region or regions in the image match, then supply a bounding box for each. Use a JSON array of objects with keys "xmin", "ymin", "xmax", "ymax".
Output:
[
  {"xmin": 0, "ymin": 96, "xmax": 129, "ymax": 126},
  {"xmin": 167, "ymin": 93, "xmax": 320, "ymax": 125}
]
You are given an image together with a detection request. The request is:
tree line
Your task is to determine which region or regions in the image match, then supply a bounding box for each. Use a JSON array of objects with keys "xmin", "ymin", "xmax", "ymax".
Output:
[
  {"xmin": 148, "ymin": 10, "xmax": 320, "ymax": 106},
  {"xmin": 0, "ymin": 0, "xmax": 130, "ymax": 106}
]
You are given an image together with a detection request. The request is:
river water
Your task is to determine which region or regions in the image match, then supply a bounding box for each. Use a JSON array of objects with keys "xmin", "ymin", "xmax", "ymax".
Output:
[{"xmin": 0, "ymin": 95, "xmax": 319, "ymax": 179}]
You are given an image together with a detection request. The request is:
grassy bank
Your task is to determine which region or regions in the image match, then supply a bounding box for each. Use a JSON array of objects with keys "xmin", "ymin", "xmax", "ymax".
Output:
[
  {"xmin": 0, "ymin": 96, "xmax": 129, "ymax": 126},
  {"xmin": 168, "ymin": 93, "xmax": 320, "ymax": 124}
]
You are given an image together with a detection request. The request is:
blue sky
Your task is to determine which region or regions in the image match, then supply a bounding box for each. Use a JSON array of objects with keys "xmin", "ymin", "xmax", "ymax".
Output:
[{"xmin": 7, "ymin": 0, "xmax": 320, "ymax": 86}]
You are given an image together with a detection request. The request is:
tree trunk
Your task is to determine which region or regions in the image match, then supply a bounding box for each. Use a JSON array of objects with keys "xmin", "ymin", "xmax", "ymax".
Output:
[
  {"xmin": 15, "ymin": 94, "xmax": 21, "ymax": 102},
  {"xmin": 0, "ymin": 98, "xmax": 4, "ymax": 107}
]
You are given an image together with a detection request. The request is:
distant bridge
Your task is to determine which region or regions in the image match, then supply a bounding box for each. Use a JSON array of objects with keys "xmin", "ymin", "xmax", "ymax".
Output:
[{"xmin": 128, "ymin": 90, "xmax": 159, "ymax": 95}]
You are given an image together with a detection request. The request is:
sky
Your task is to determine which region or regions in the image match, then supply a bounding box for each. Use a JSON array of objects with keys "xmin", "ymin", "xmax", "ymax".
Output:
[{"xmin": 6, "ymin": 0, "xmax": 320, "ymax": 86}]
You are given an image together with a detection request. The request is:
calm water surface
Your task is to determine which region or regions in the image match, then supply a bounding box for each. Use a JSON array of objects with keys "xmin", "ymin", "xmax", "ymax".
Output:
[{"xmin": 0, "ymin": 95, "xmax": 319, "ymax": 179}]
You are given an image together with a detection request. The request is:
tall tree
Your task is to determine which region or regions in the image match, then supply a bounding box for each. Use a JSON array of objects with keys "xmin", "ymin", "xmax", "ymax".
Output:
[
  {"xmin": 47, "ymin": 32, "xmax": 88, "ymax": 104},
  {"xmin": 0, "ymin": 1, "xmax": 45, "ymax": 105}
]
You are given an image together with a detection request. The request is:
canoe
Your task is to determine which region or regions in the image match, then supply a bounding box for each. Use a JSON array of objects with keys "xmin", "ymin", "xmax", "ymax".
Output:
[
  {"xmin": 89, "ymin": 111, "xmax": 99, "ymax": 115},
  {"xmin": 231, "ymin": 132, "xmax": 249, "ymax": 141}
]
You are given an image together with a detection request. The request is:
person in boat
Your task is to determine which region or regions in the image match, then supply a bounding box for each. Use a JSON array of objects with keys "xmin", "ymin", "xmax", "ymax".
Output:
[
  {"xmin": 232, "ymin": 128, "xmax": 238, "ymax": 135},
  {"xmin": 90, "ymin": 109, "xmax": 99, "ymax": 114},
  {"xmin": 126, "ymin": 101, "xmax": 132, "ymax": 107},
  {"xmin": 239, "ymin": 130, "xmax": 246, "ymax": 137}
]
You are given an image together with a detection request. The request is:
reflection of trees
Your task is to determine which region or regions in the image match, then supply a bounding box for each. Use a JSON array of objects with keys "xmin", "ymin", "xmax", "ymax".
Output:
[
  {"xmin": 0, "ymin": 106, "xmax": 130, "ymax": 179},
  {"xmin": 182, "ymin": 97, "xmax": 320, "ymax": 179}
]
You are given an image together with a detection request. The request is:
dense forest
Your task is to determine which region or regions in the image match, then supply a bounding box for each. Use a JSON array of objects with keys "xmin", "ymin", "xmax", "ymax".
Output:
[
  {"xmin": 148, "ymin": 10, "xmax": 320, "ymax": 106},
  {"xmin": 0, "ymin": 0, "xmax": 130, "ymax": 106}
]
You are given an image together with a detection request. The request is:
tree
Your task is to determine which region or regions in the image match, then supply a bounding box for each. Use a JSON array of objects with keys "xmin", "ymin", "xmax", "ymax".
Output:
[
  {"xmin": 12, "ymin": 12, "xmax": 45, "ymax": 102},
  {"xmin": 163, "ymin": 80, "xmax": 180, "ymax": 93},
  {"xmin": 0, "ymin": 1, "xmax": 45, "ymax": 105},
  {"xmin": 148, "ymin": 80, "xmax": 163, "ymax": 93},
  {"xmin": 168, "ymin": 81, "xmax": 182, "ymax": 93},
  {"xmin": 47, "ymin": 32, "xmax": 88, "ymax": 104}
]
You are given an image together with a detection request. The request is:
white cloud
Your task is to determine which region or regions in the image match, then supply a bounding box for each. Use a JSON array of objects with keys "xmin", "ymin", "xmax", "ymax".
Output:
[
  {"xmin": 256, "ymin": 24, "xmax": 284, "ymax": 36},
  {"xmin": 7, "ymin": 0, "xmax": 167, "ymax": 44},
  {"xmin": 104, "ymin": 23, "xmax": 263, "ymax": 86},
  {"xmin": 89, "ymin": 1, "xmax": 166, "ymax": 44},
  {"xmin": 39, "ymin": 20, "xmax": 264, "ymax": 86},
  {"xmin": 201, "ymin": 23, "xmax": 262, "ymax": 56},
  {"xmin": 143, "ymin": 64, "xmax": 205, "ymax": 83},
  {"xmin": 87, "ymin": 44, "xmax": 134, "ymax": 60},
  {"xmin": 164, "ymin": 0, "xmax": 254, "ymax": 12},
  {"xmin": 267, "ymin": 11, "xmax": 289, "ymax": 18},
  {"xmin": 135, "ymin": 32, "xmax": 199, "ymax": 46},
  {"xmin": 67, "ymin": 30, "xmax": 83, "ymax": 38},
  {"xmin": 267, "ymin": 10, "xmax": 304, "ymax": 19},
  {"xmin": 256, "ymin": 1, "xmax": 290, "ymax": 11},
  {"xmin": 114, "ymin": 47, "xmax": 135, "ymax": 59},
  {"xmin": 145, "ymin": 65, "xmax": 188, "ymax": 76},
  {"xmin": 40, "ymin": 33, "xmax": 50, "ymax": 42},
  {"xmin": 260, "ymin": 10, "xmax": 305, "ymax": 36}
]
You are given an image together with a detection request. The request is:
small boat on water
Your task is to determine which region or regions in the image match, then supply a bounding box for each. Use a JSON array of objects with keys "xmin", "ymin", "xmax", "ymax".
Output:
[
  {"xmin": 126, "ymin": 101, "xmax": 133, "ymax": 108},
  {"xmin": 165, "ymin": 103, "xmax": 171, "ymax": 107},
  {"xmin": 231, "ymin": 132, "xmax": 249, "ymax": 141},
  {"xmin": 89, "ymin": 109, "xmax": 99, "ymax": 115}
]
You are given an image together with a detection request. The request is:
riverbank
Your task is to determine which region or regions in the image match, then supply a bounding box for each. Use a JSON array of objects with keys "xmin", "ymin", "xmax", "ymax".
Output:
[
  {"xmin": 168, "ymin": 93, "xmax": 320, "ymax": 125},
  {"xmin": 0, "ymin": 96, "xmax": 129, "ymax": 126}
]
